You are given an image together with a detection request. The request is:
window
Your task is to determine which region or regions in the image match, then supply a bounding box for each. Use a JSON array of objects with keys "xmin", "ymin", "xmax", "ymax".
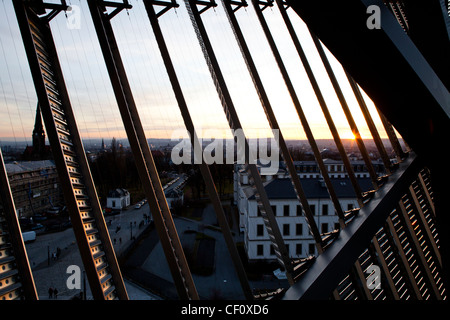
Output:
[
  {"xmin": 283, "ymin": 205, "xmax": 290, "ymax": 216},
  {"xmin": 257, "ymin": 224, "xmax": 264, "ymax": 236},
  {"xmin": 257, "ymin": 244, "xmax": 264, "ymax": 256},
  {"xmin": 309, "ymin": 243, "xmax": 315, "ymax": 255},
  {"xmin": 296, "ymin": 205, "xmax": 302, "ymax": 216},
  {"xmin": 322, "ymin": 204, "xmax": 328, "ymax": 216},
  {"xmin": 283, "ymin": 224, "xmax": 290, "ymax": 236},
  {"xmin": 271, "ymin": 205, "xmax": 277, "ymax": 216},
  {"xmin": 296, "ymin": 243, "xmax": 302, "ymax": 256},
  {"xmin": 296, "ymin": 223, "xmax": 303, "ymax": 236},
  {"xmin": 347, "ymin": 203, "xmax": 354, "ymax": 211},
  {"xmin": 321, "ymin": 223, "xmax": 328, "ymax": 233},
  {"xmin": 309, "ymin": 204, "xmax": 316, "ymax": 215},
  {"xmin": 270, "ymin": 244, "xmax": 275, "ymax": 256},
  {"xmin": 257, "ymin": 207, "xmax": 262, "ymax": 217}
]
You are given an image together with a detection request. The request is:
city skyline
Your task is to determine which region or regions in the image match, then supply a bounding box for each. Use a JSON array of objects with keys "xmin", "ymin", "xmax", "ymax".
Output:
[{"xmin": 0, "ymin": 0, "xmax": 388, "ymax": 146}]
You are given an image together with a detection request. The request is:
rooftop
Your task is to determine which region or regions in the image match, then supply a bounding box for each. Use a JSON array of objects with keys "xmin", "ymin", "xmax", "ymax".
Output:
[
  {"xmin": 247, "ymin": 177, "xmax": 373, "ymax": 200},
  {"xmin": 5, "ymin": 160, "xmax": 56, "ymax": 174},
  {"xmin": 107, "ymin": 188, "xmax": 130, "ymax": 198}
]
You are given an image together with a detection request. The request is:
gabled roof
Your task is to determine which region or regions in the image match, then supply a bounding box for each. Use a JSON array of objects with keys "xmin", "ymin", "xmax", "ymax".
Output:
[
  {"xmin": 248, "ymin": 177, "xmax": 373, "ymax": 200},
  {"xmin": 107, "ymin": 188, "xmax": 130, "ymax": 198}
]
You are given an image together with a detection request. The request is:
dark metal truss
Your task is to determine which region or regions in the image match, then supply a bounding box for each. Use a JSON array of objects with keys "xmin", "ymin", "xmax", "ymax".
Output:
[
  {"xmin": 4, "ymin": 0, "xmax": 448, "ymax": 300},
  {"xmin": 13, "ymin": 0, "xmax": 128, "ymax": 300}
]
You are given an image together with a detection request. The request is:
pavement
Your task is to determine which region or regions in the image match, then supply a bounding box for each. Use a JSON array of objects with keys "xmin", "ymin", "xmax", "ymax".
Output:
[
  {"xmin": 26, "ymin": 205, "xmax": 162, "ymax": 300},
  {"xmin": 25, "ymin": 174, "xmax": 287, "ymax": 300},
  {"xmin": 124, "ymin": 201, "xmax": 289, "ymax": 300},
  {"xmin": 24, "ymin": 175, "xmax": 187, "ymax": 300}
]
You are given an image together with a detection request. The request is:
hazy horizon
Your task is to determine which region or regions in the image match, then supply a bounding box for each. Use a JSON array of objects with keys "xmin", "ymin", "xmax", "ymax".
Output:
[{"xmin": 1, "ymin": 1, "xmax": 390, "ymax": 147}]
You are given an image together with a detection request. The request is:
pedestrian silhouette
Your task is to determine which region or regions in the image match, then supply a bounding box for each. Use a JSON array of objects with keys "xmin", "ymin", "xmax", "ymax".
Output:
[
  {"xmin": 54, "ymin": 288, "xmax": 58, "ymax": 299},
  {"xmin": 48, "ymin": 287, "xmax": 53, "ymax": 299}
]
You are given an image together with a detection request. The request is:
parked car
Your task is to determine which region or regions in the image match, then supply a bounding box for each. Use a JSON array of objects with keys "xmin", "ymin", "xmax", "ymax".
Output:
[
  {"xmin": 29, "ymin": 223, "xmax": 45, "ymax": 232},
  {"xmin": 32, "ymin": 214, "xmax": 47, "ymax": 222},
  {"xmin": 134, "ymin": 203, "xmax": 142, "ymax": 209},
  {"xmin": 47, "ymin": 207, "xmax": 61, "ymax": 215}
]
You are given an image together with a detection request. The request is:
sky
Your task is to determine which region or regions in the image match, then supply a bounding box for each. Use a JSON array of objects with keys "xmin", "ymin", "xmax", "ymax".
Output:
[{"xmin": 0, "ymin": 0, "xmax": 389, "ymax": 148}]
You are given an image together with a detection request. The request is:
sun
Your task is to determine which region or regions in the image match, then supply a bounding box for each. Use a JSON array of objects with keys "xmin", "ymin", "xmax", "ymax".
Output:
[{"xmin": 341, "ymin": 131, "xmax": 357, "ymax": 140}]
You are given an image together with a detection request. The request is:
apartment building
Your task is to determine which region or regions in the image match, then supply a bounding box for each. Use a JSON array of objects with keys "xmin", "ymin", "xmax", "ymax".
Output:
[
  {"xmin": 6, "ymin": 160, "xmax": 63, "ymax": 218},
  {"xmin": 234, "ymin": 160, "xmax": 380, "ymax": 262}
]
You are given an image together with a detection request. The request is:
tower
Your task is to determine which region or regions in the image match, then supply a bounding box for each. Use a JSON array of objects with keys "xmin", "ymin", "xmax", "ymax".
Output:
[
  {"xmin": 32, "ymin": 103, "xmax": 46, "ymax": 157},
  {"xmin": 23, "ymin": 103, "xmax": 50, "ymax": 160}
]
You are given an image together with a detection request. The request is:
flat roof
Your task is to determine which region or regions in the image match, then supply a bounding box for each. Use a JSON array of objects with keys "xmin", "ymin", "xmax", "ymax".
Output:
[{"xmin": 5, "ymin": 160, "xmax": 56, "ymax": 174}]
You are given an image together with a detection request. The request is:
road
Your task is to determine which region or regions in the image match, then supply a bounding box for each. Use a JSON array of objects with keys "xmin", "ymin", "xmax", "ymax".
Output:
[
  {"xmin": 125, "ymin": 200, "xmax": 289, "ymax": 300},
  {"xmin": 24, "ymin": 174, "xmax": 187, "ymax": 299},
  {"xmin": 24, "ymin": 173, "xmax": 286, "ymax": 299}
]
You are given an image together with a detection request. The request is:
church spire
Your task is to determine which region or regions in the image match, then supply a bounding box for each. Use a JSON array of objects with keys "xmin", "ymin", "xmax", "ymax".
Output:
[{"xmin": 32, "ymin": 103, "xmax": 46, "ymax": 157}]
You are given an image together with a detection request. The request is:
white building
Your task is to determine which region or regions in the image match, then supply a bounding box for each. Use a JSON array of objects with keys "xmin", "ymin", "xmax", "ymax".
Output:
[
  {"xmin": 106, "ymin": 188, "xmax": 130, "ymax": 210},
  {"xmin": 234, "ymin": 160, "xmax": 379, "ymax": 262}
]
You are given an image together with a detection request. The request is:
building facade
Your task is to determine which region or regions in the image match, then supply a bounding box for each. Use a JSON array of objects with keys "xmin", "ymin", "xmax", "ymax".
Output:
[
  {"xmin": 6, "ymin": 160, "xmax": 63, "ymax": 218},
  {"xmin": 106, "ymin": 188, "xmax": 130, "ymax": 210},
  {"xmin": 234, "ymin": 160, "xmax": 381, "ymax": 262}
]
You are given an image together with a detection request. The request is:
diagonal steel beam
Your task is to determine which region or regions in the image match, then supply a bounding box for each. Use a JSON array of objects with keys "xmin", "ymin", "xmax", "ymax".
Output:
[
  {"xmin": 143, "ymin": 0, "xmax": 253, "ymax": 300},
  {"xmin": 284, "ymin": 0, "xmax": 450, "ymax": 162},
  {"xmin": 184, "ymin": 0, "xmax": 295, "ymax": 284},
  {"xmin": 282, "ymin": 153, "xmax": 422, "ymax": 299},
  {"xmin": 221, "ymin": 0, "xmax": 324, "ymax": 253},
  {"xmin": 253, "ymin": 0, "xmax": 346, "ymax": 227},
  {"xmin": 13, "ymin": 0, "xmax": 128, "ymax": 300},
  {"xmin": 0, "ymin": 149, "xmax": 38, "ymax": 300},
  {"xmin": 87, "ymin": 0, "xmax": 198, "ymax": 300},
  {"xmin": 285, "ymin": 0, "xmax": 450, "ymax": 288},
  {"xmin": 310, "ymin": 36, "xmax": 380, "ymax": 189}
]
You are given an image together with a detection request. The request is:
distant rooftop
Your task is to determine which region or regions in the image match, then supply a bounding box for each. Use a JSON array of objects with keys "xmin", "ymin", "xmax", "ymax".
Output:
[{"xmin": 5, "ymin": 160, "xmax": 55, "ymax": 174}]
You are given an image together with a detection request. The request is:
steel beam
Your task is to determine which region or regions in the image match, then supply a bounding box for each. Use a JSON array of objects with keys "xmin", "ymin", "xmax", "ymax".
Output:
[
  {"xmin": 13, "ymin": 0, "xmax": 128, "ymax": 300},
  {"xmin": 269, "ymin": 12, "xmax": 394, "ymax": 300},
  {"xmin": 87, "ymin": 0, "xmax": 198, "ymax": 300},
  {"xmin": 251, "ymin": 0, "xmax": 346, "ymax": 227},
  {"xmin": 345, "ymin": 74, "xmax": 392, "ymax": 174},
  {"xmin": 397, "ymin": 198, "xmax": 441, "ymax": 299},
  {"xmin": 285, "ymin": 0, "xmax": 450, "ymax": 288},
  {"xmin": 310, "ymin": 36, "xmax": 379, "ymax": 189},
  {"xmin": 184, "ymin": 0, "xmax": 295, "ymax": 283},
  {"xmin": 371, "ymin": 229, "xmax": 400, "ymax": 299},
  {"xmin": 275, "ymin": 0, "xmax": 367, "ymax": 206},
  {"xmin": 221, "ymin": 0, "xmax": 323, "ymax": 253},
  {"xmin": 385, "ymin": 216, "xmax": 423, "ymax": 299},
  {"xmin": 408, "ymin": 184, "xmax": 442, "ymax": 268},
  {"xmin": 0, "ymin": 149, "xmax": 38, "ymax": 300},
  {"xmin": 282, "ymin": 153, "xmax": 421, "ymax": 299},
  {"xmin": 400, "ymin": 0, "xmax": 450, "ymax": 91},
  {"xmin": 143, "ymin": 0, "xmax": 253, "ymax": 300},
  {"xmin": 284, "ymin": 0, "xmax": 450, "ymax": 164}
]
